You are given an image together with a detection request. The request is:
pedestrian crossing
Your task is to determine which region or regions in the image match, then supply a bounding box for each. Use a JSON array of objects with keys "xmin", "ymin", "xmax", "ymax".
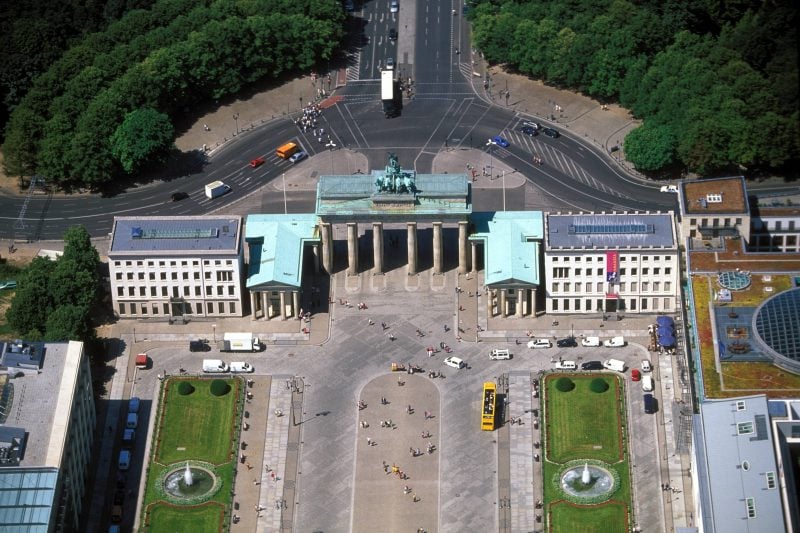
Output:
[{"xmin": 497, "ymin": 123, "xmax": 636, "ymax": 201}]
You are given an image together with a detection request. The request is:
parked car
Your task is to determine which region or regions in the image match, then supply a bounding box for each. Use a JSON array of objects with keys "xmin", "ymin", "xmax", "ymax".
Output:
[
  {"xmin": 527, "ymin": 338, "xmax": 552, "ymax": 349},
  {"xmin": 643, "ymin": 393, "xmax": 657, "ymax": 414},
  {"xmin": 604, "ymin": 336, "xmax": 626, "ymax": 347},
  {"xmin": 111, "ymin": 505, "xmax": 123, "ymax": 524},
  {"xmin": 490, "ymin": 135, "xmax": 510, "ymax": 148},
  {"xmin": 554, "ymin": 360, "xmax": 577, "ymax": 370},
  {"xmin": 122, "ymin": 428, "xmax": 135, "ymax": 449},
  {"xmin": 523, "ymin": 121, "xmax": 541, "ymax": 131},
  {"xmin": 581, "ymin": 360, "xmax": 603, "ymax": 370},
  {"xmin": 556, "ymin": 337, "xmax": 577, "ymax": 348},
  {"xmin": 249, "ymin": 156, "xmax": 266, "ymax": 168},
  {"xmin": 128, "ymin": 397, "xmax": 140, "ymax": 413},
  {"xmin": 189, "ymin": 339, "xmax": 210, "ymax": 352},
  {"xmin": 660, "ymin": 185, "xmax": 679, "ymax": 193},
  {"xmin": 631, "ymin": 368, "xmax": 641, "ymax": 382},
  {"xmin": 542, "ymin": 127, "xmax": 560, "ymax": 138},
  {"xmin": 641, "ymin": 360, "xmax": 652, "ymax": 372},
  {"xmin": 520, "ymin": 125, "xmax": 539, "ymax": 136},
  {"xmin": 443, "ymin": 356, "xmax": 466, "ymax": 369},
  {"xmin": 170, "ymin": 191, "xmax": 189, "ymax": 202},
  {"xmin": 642, "ymin": 375, "xmax": 654, "ymax": 392},
  {"xmin": 118, "ymin": 450, "xmax": 131, "ymax": 471},
  {"xmin": 289, "ymin": 150, "xmax": 308, "ymax": 164},
  {"xmin": 603, "ymin": 358, "xmax": 626, "ymax": 372},
  {"xmin": 581, "ymin": 336, "xmax": 600, "ymax": 347},
  {"xmin": 390, "ymin": 0, "xmax": 398, "ymax": 12}
]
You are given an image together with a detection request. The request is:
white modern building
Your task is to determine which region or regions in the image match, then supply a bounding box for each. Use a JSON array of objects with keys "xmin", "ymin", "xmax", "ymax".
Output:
[
  {"xmin": 544, "ymin": 212, "xmax": 680, "ymax": 315},
  {"xmin": 108, "ymin": 216, "xmax": 245, "ymax": 319},
  {"xmin": 0, "ymin": 340, "xmax": 95, "ymax": 531}
]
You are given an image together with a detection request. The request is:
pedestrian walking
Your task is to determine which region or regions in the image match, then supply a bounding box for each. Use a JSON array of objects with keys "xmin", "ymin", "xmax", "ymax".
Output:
[{"xmin": 367, "ymin": 437, "xmax": 373, "ymax": 446}]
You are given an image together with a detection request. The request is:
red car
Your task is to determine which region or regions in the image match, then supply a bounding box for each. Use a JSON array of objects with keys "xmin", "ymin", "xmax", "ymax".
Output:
[
  {"xmin": 631, "ymin": 368, "xmax": 641, "ymax": 382},
  {"xmin": 249, "ymin": 157, "xmax": 265, "ymax": 168}
]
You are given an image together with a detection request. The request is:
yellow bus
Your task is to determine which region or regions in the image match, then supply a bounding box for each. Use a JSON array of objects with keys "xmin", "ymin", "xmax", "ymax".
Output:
[{"xmin": 481, "ymin": 381, "xmax": 497, "ymax": 431}]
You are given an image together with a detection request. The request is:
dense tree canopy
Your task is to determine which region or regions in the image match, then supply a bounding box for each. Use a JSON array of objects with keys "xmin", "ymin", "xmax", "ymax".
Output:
[
  {"xmin": 2, "ymin": 0, "xmax": 345, "ymax": 189},
  {"xmin": 6, "ymin": 226, "xmax": 100, "ymax": 342},
  {"xmin": 470, "ymin": 0, "xmax": 798, "ymax": 176}
]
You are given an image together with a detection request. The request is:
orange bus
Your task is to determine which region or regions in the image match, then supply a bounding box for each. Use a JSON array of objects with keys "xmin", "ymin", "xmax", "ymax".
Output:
[
  {"xmin": 481, "ymin": 381, "xmax": 496, "ymax": 431},
  {"xmin": 276, "ymin": 142, "xmax": 298, "ymax": 159}
]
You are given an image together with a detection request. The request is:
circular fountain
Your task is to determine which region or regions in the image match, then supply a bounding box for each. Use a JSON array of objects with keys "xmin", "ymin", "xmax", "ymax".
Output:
[
  {"xmin": 160, "ymin": 462, "xmax": 220, "ymax": 504},
  {"xmin": 558, "ymin": 461, "xmax": 617, "ymax": 503}
]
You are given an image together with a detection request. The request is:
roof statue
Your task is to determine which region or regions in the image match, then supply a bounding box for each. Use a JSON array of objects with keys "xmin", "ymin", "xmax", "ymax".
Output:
[{"xmin": 375, "ymin": 152, "xmax": 415, "ymax": 194}]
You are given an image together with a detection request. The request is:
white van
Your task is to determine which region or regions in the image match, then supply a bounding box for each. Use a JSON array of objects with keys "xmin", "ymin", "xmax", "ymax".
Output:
[
  {"xmin": 581, "ymin": 336, "xmax": 600, "ymax": 347},
  {"xmin": 489, "ymin": 349, "xmax": 511, "ymax": 360},
  {"xmin": 203, "ymin": 359, "xmax": 229, "ymax": 373},
  {"xmin": 555, "ymin": 360, "xmax": 577, "ymax": 370},
  {"xmin": 229, "ymin": 361, "xmax": 254, "ymax": 373},
  {"xmin": 642, "ymin": 375, "xmax": 654, "ymax": 392},
  {"xmin": 603, "ymin": 358, "xmax": 626, "ymax": 372}
]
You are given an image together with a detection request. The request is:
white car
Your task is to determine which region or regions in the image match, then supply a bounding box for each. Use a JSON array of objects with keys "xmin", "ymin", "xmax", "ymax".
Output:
[
  {"xmin": 527, "ymin": 339, "xmax": 552, "ymax": 349},
  {"xmin": 581, "ymin": 336, "xmax": 600, "ymax": 347},
  {"xmin": 390, "ymin": 0, "xmax": 398, "ymax": 12},
  {"xmin": 641, "ymin": 360, "xmax": 652, "ymax": 372},
  {"xmin": 604, "ymin": 336, "xmax": 626, "ymax": 347},
  {"xmin": 443, "ymin": 356, "xmax": 466, "ymax": 369},
  {"xmin": 660, "ymin": 185, "xmax": 678, "ymax": 193},
  {"xmin": 554, "ymin": 360, "xmax": 577, "ymax": 370}
]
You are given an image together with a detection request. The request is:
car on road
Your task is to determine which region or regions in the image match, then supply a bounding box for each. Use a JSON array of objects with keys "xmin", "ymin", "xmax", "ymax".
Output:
[
  {"xmin": 631, "ymin": 368, "xmax": 641, "ymax": 382},
  {"xmin": 118, "ymin": 450, "xmax": 131, "ymax": 471},
  {"xmin": 128, "ymin": 397, "xmax": 140, "ymax": 413},
  {"xmin": 523, "ymin": 121, "xmax": 541, "ymax": 131},
  {"xmin": 603, "ymin": 336, "xmax": 626, "ymax": 347},
  {"xmin": 554, "ymin": 360, "xmax": 576, "ymax": 370},
  {"xmin": 122, "ymin": 428, "xmax": 135, "ymax": 449},
  {"xmin": 170, "ymin": 191, "xmax": 189, "ymax": 202},
  {"xmin": 556, "ymin": 337, "xmax": 577, "ymax": 348},
  {"xmin": 643, "ymin": 393, "xmax": 657, "ymax": 414},
  {"xmin": 344, "ymin": 0, "xmax": 354, "ymax": 11},
  {"xmin": 249, "ymin": 156, "xmax": 266, "ymax": 168},
  {"xmin": 443, "ymin": 356, "xmax": 466, "ymax": 369},
  {"xmin": 289, "ymin": 150, "xmax": 308, "ymax": 164},
  {"xmin": 581, "ymin": 360, "xmax": 603, "ymax": 370},
  {"xmin": 603, "ymin": 358, "xmax": 626, "ymax": 372},
  {"xmin": 542, "ymin": 127, "xmax": 560, "ymax": 138},
  {"xmin": 389, "ymin": 28, "xmax": 397, "ymax": 41},
  {"xmin": 641, "ymin": 359, "xmax": 652, "ymax": 372},
  {"xmin": 490, "ymin": 135, "xmax": 510, "ymax": 148},
  {"xmin": 520, "ymin": 125, "xmax": 539, "ymax": 136},
  {"xmin": 113, "ymin": 490, "xmax": 125, "ymax": 505},
  {"xmin": 660, "ymin": 185, "xmax": 679, "ymax": 193},
  {"xmin": 111, "ymin": 505, "xmax": 123, "ymax": 523},
  {"xmin": 527, "ymin": 338, "xmax": 552, "ymax": 349},
  {"xmin": 642, "ymin": 375, "xmax": 654, "ymax": 392},
  {"xmin": 489, "ymin": 349, "xmax": 511, "ymax": 360},
  {"xmin": 386, "ymin": 57, "xmax": 395, "ymax": 70},
  {"xmin": 390, "ymin": 0, "xmax": 398, "ymax": 12}
]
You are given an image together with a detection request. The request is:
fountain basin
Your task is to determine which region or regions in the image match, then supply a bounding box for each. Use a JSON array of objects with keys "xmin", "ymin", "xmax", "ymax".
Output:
[
  {"xmin": 557, "ymin": 461, "xmax": 618, "ymax": 504},
  {"xmin": 157, "ymin": 462, "xmax": 221, "ymax": 505}
]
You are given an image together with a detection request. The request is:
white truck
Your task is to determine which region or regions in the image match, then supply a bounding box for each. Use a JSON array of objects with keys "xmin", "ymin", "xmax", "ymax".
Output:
[
  {"xmin": 203, "ymin": 359, "xmax": 229, "ymax": 373},
  {"xmin": 217, "ymin": 332, "xmax": 263, "ymax": 352},
  {"xmin": 381, "ymin": 69, "xmax": 399, "ymax": 118},
  {"xmin": 205, "ymin": 180, "xmax": 231, "ymax": 199}
]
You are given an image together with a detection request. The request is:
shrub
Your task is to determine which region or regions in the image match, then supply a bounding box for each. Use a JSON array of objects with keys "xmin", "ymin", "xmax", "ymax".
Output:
[
  {"xmin": 177, "ymin": 381, "xmax": 194, "ymax": 395},
  {"xmin": 589, "ymin": 378, "xmax": 609, "ymax": 393},
  {"xmin": 555, "ymin": 377, "xmax": 575, "ymax": 392},
  {"xmin": 209, "ymin": 379, "xmax": 230, "ymax": 396}
]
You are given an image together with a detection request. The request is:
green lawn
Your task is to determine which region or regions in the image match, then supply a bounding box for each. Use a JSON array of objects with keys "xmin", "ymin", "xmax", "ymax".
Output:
[
  {"xmin": 545, "ymin": 375, "xmax": 623, "ymax": 463},
  {"xmin": 548, "ymin": 500, "xmax": 629, "ymax": 533},
  {"xmin": 156, "ymin": 378, "xmax": 239, "ymax": 465},
  {"xmin": 146, "ymin": 503, "xmax": 224, "ymax": 533}
]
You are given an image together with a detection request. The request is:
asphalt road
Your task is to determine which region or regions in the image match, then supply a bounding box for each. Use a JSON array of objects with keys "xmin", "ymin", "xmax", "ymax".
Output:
[{"xmin": 0, "ymin": 0, "xmax": 713, "ymax": 242}]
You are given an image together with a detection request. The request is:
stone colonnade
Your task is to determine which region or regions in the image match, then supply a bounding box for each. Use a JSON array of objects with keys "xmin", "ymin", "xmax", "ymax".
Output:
[
  {"xmin": 319, "ymin": 220, "xmax": 471, "ymax": 275},
  {"xmin": 250, "ymin": 289, "xmax": 301, "ymax": 321},
  {"xmin": 485, "ymin": 287, "xmax": 538, "ymax": 318}
]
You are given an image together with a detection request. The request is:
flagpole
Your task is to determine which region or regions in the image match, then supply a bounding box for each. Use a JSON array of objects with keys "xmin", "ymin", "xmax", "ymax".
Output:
[{"xmin": 282, "ymin": 172, "xmax": 287, "ymax": 214}]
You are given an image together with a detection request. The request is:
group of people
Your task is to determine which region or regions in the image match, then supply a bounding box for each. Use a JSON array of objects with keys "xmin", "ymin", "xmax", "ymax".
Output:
[{"xmin": 295, "ymin": 102, "xmax": 322, "ymax": 133}]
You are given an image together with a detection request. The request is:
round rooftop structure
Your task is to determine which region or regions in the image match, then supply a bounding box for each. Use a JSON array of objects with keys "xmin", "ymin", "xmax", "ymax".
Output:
[
  {"xmin": 753, "ymin": 288, "xmax": 800, "ymax": 373},
  {"xmin": 717, "ymin": 270, "xmax": 752, "ymax": 290}
]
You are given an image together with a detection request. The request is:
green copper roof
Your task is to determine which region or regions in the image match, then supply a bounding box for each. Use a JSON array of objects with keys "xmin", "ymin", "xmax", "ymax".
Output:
[
  {"xmin": 469, "ymin": 211, "xmax": 544, "ymax": 287},
  {"xmin": 245, "ymin": 214, "xmax": 319, "ymax": 289}
]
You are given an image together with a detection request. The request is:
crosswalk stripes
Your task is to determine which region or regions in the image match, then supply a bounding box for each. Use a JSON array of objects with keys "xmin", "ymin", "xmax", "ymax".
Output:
[{"xmin": 346, "ymin": 51, "xmax": 362, "ymax": 81}]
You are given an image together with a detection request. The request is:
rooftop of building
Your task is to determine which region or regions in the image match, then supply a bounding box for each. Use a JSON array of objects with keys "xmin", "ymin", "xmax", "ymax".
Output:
[
  {"xmin": 0, "ymin": 341, "xmax": 82, "ymax": 468},
  {"xmin": 470, "ymin": 211, "xmax": 543, "ymax": 286},
  {"xmin": 695, "ymin": 394, "xmax": 785, "ymax": 533},
  {"xmin": 109, "ymin": 216, "xmax": 242, "ymax": 256},
  {"xmin": 682, "ymin": 176, "xmax": 749, "ymax": 215},
  {"xmin": 245, "ymin": 214, "xmax": 320, "ymax": 289},
  {"xmin": 688, "ymin": 236, "xmax": 800, "ymax": 273},
  {"xmin": 545, "ymin": 212, "xmax": 676, "ymax": 250}
]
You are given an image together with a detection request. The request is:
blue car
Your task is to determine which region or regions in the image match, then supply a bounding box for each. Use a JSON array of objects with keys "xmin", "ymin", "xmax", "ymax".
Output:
[{"xmin": 491, "ymin": 136, "xmax": 510, "ymax": 148}]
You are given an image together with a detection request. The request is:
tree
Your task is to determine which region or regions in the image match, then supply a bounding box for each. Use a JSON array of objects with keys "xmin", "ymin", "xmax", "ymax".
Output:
[
  {"xmin": 210, "ymin": 379, "xmax": 230, "ymax": 396},
  {"xmin": 555, "ymin": 377, "xmax": 575, "ymax": 392},
  {"xmin": 62, "ymin": 225, "xmax": 100, "ymax": 276},
  {"xmin": 6, "ymin": 257, "xmax": 56, "ymax": 337},
  {"xmin": 110, "ymin": 107, "xmax": 174, "ymax": 173},
  {"xmin": 625, "ymin": 123, "xmax": 677, "ymax": 172},
  {"xmin": 44, "ymin": 304, "xmax": 93, "ymax": 342},
  {"xmin": 589, "ymin": 378, "xmax": 609, "ymax": 393}
]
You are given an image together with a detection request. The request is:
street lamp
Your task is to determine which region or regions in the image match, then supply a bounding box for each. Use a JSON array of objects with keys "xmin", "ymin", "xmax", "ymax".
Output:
[
  {"xmin": 485, "ymin": 139, "xmax": 496, "ymax": 179},
  {"xmin": 299, "ymin": 96, "xmax": 303, "ymax": 112},
  {"xmin": 212, "ymin": 324, "xmax": 216, "ymax": 343},
  {"xmin": 232, "ymin": 113, "xmax": 239, "ymax": 135}
]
